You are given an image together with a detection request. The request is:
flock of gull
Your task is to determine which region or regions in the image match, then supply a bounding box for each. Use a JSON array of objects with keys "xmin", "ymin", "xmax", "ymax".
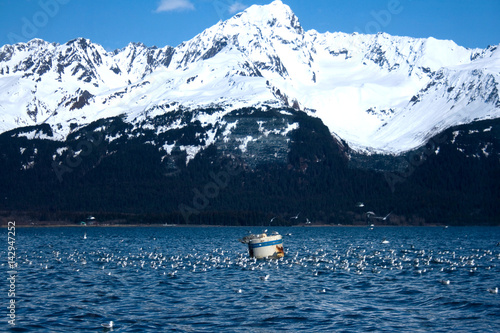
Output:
[
  {"xmin": 14, "ymin": 234, "xmax": 499, "ymax": 289},
  {"xmin": 5, "ymin": 230, "xmax": 498, "ymax": 330}
]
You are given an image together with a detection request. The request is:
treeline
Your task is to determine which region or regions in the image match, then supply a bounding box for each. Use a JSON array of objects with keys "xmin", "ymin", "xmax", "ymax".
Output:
[{"xmin": 0, "ymin": 111, "xmax": 499, "ymax": 226}]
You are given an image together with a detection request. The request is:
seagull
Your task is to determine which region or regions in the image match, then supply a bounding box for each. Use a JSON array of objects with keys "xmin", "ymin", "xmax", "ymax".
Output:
[
  {"xmin": 260, "ymin": 274, "xmax": 270, "ymax": 281},
  {"xmin": 367, "ymin": 211, "xmax": 392, "ymax": 220},
  {"xmin": 374, "ymin": 212, "xmax": 392, "ymax": 221},
  {"xmin": 356, "ymin": 202, "xmax": 365, "ymax": 208},
  {"xmin": 290, "ymin": 213, "xmax": 300, "ymax": 220},
  {"xmin": 440, "ymin": 279, "xmax": 451, "ymax": 285},
  {"xmin": 101, "ymin": 321, "xmax": 114, "ymax": 329},
  {"xmin": 305, "ymin": 218, "xmax": 311, "ymax": 225},
  {"xmin": 381, "ymin": 239, "xmax": 390, "ymax": 244},
  {"xmin": 487, "ymin": 287, "xmax": 498, "ymax": 294},
  {"xmin": 269, "ymin": 217, "xmax": 277, "ymax": 224},
  {"xmin": 83, "ymin": 232, "xmax": 87, "ymax": 240}
]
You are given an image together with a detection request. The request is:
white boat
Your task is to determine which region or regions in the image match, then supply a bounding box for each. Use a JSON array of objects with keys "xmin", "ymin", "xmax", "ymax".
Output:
[{"xmin": 239, "ymin": 232, "xmax": 285, "ymax": 259}]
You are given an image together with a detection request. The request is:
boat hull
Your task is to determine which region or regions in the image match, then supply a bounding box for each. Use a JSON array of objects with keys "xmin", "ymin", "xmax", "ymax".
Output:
[{"xmin": 247, "ymin": 234, "xmax": 285, "ymax": 259}]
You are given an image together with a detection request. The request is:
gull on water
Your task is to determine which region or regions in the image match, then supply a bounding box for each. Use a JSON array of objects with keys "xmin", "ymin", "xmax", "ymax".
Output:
[
  {"xmin": 260, "ymin": 274, "xmax": 270, "ymax": 281},
  {"xmin": 487, "ymin": 287, "xmax": 498, "ymax": 294},
  {"xmin": 101, "ymin": 321, "xmax": 114, "ymax": 329}
]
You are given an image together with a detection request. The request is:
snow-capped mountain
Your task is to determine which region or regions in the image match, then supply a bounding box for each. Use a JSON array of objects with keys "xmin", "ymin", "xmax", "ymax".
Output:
[{"xmin": 0, "ymin": 0, "xmax": 499, "ymax": 155}]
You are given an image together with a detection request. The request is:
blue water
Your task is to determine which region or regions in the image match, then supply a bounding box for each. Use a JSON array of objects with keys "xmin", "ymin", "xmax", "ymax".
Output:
[{"xmin": 1, "ymin": 226, "xmax": 499, "ymax": 332}]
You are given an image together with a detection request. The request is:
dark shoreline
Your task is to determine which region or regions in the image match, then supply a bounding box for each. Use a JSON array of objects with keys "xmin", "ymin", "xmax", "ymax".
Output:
[
  {"xmin": 2, "ymin": 211, "xmax": 497, "ymax": 228},
  {"xmin": 0, "ymin": 222, "xmax": 472, "ymax": 228}
]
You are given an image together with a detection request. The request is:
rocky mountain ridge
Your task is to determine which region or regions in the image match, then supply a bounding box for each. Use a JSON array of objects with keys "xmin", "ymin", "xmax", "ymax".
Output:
[{"xmin": 0, "ymin": 0, "xmax": 498, "ymax": 155}]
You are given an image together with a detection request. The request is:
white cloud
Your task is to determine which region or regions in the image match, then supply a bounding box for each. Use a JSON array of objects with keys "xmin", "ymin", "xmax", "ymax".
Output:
[
  {"xmin": 228, "ymin": 2, "xmax": 248, "ymax": 14},
  {"xmin": 155, "ymin": 0, "xmax": 195, "ymax": 12}
]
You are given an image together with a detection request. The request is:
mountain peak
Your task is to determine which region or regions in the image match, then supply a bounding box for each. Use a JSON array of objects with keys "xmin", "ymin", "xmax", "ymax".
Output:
[
  {"xmin": 238, "ymin": 0, "xmax": 302, "ymax": 33},
  {"xmin": 265, "ymin": 0, "xmax": 291, "ymax": 13}
]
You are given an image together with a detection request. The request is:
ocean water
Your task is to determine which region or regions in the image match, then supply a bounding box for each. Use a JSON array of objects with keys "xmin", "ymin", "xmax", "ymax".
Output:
[{"xmin": 1, "ymin": 226, "xmax": 499, "ymax": 332}]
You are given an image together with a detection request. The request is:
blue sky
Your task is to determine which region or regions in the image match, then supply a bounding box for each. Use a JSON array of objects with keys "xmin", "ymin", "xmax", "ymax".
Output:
[{"xmin": 0, "ymin": 0, "xmax": 498, "ymax": 51}]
